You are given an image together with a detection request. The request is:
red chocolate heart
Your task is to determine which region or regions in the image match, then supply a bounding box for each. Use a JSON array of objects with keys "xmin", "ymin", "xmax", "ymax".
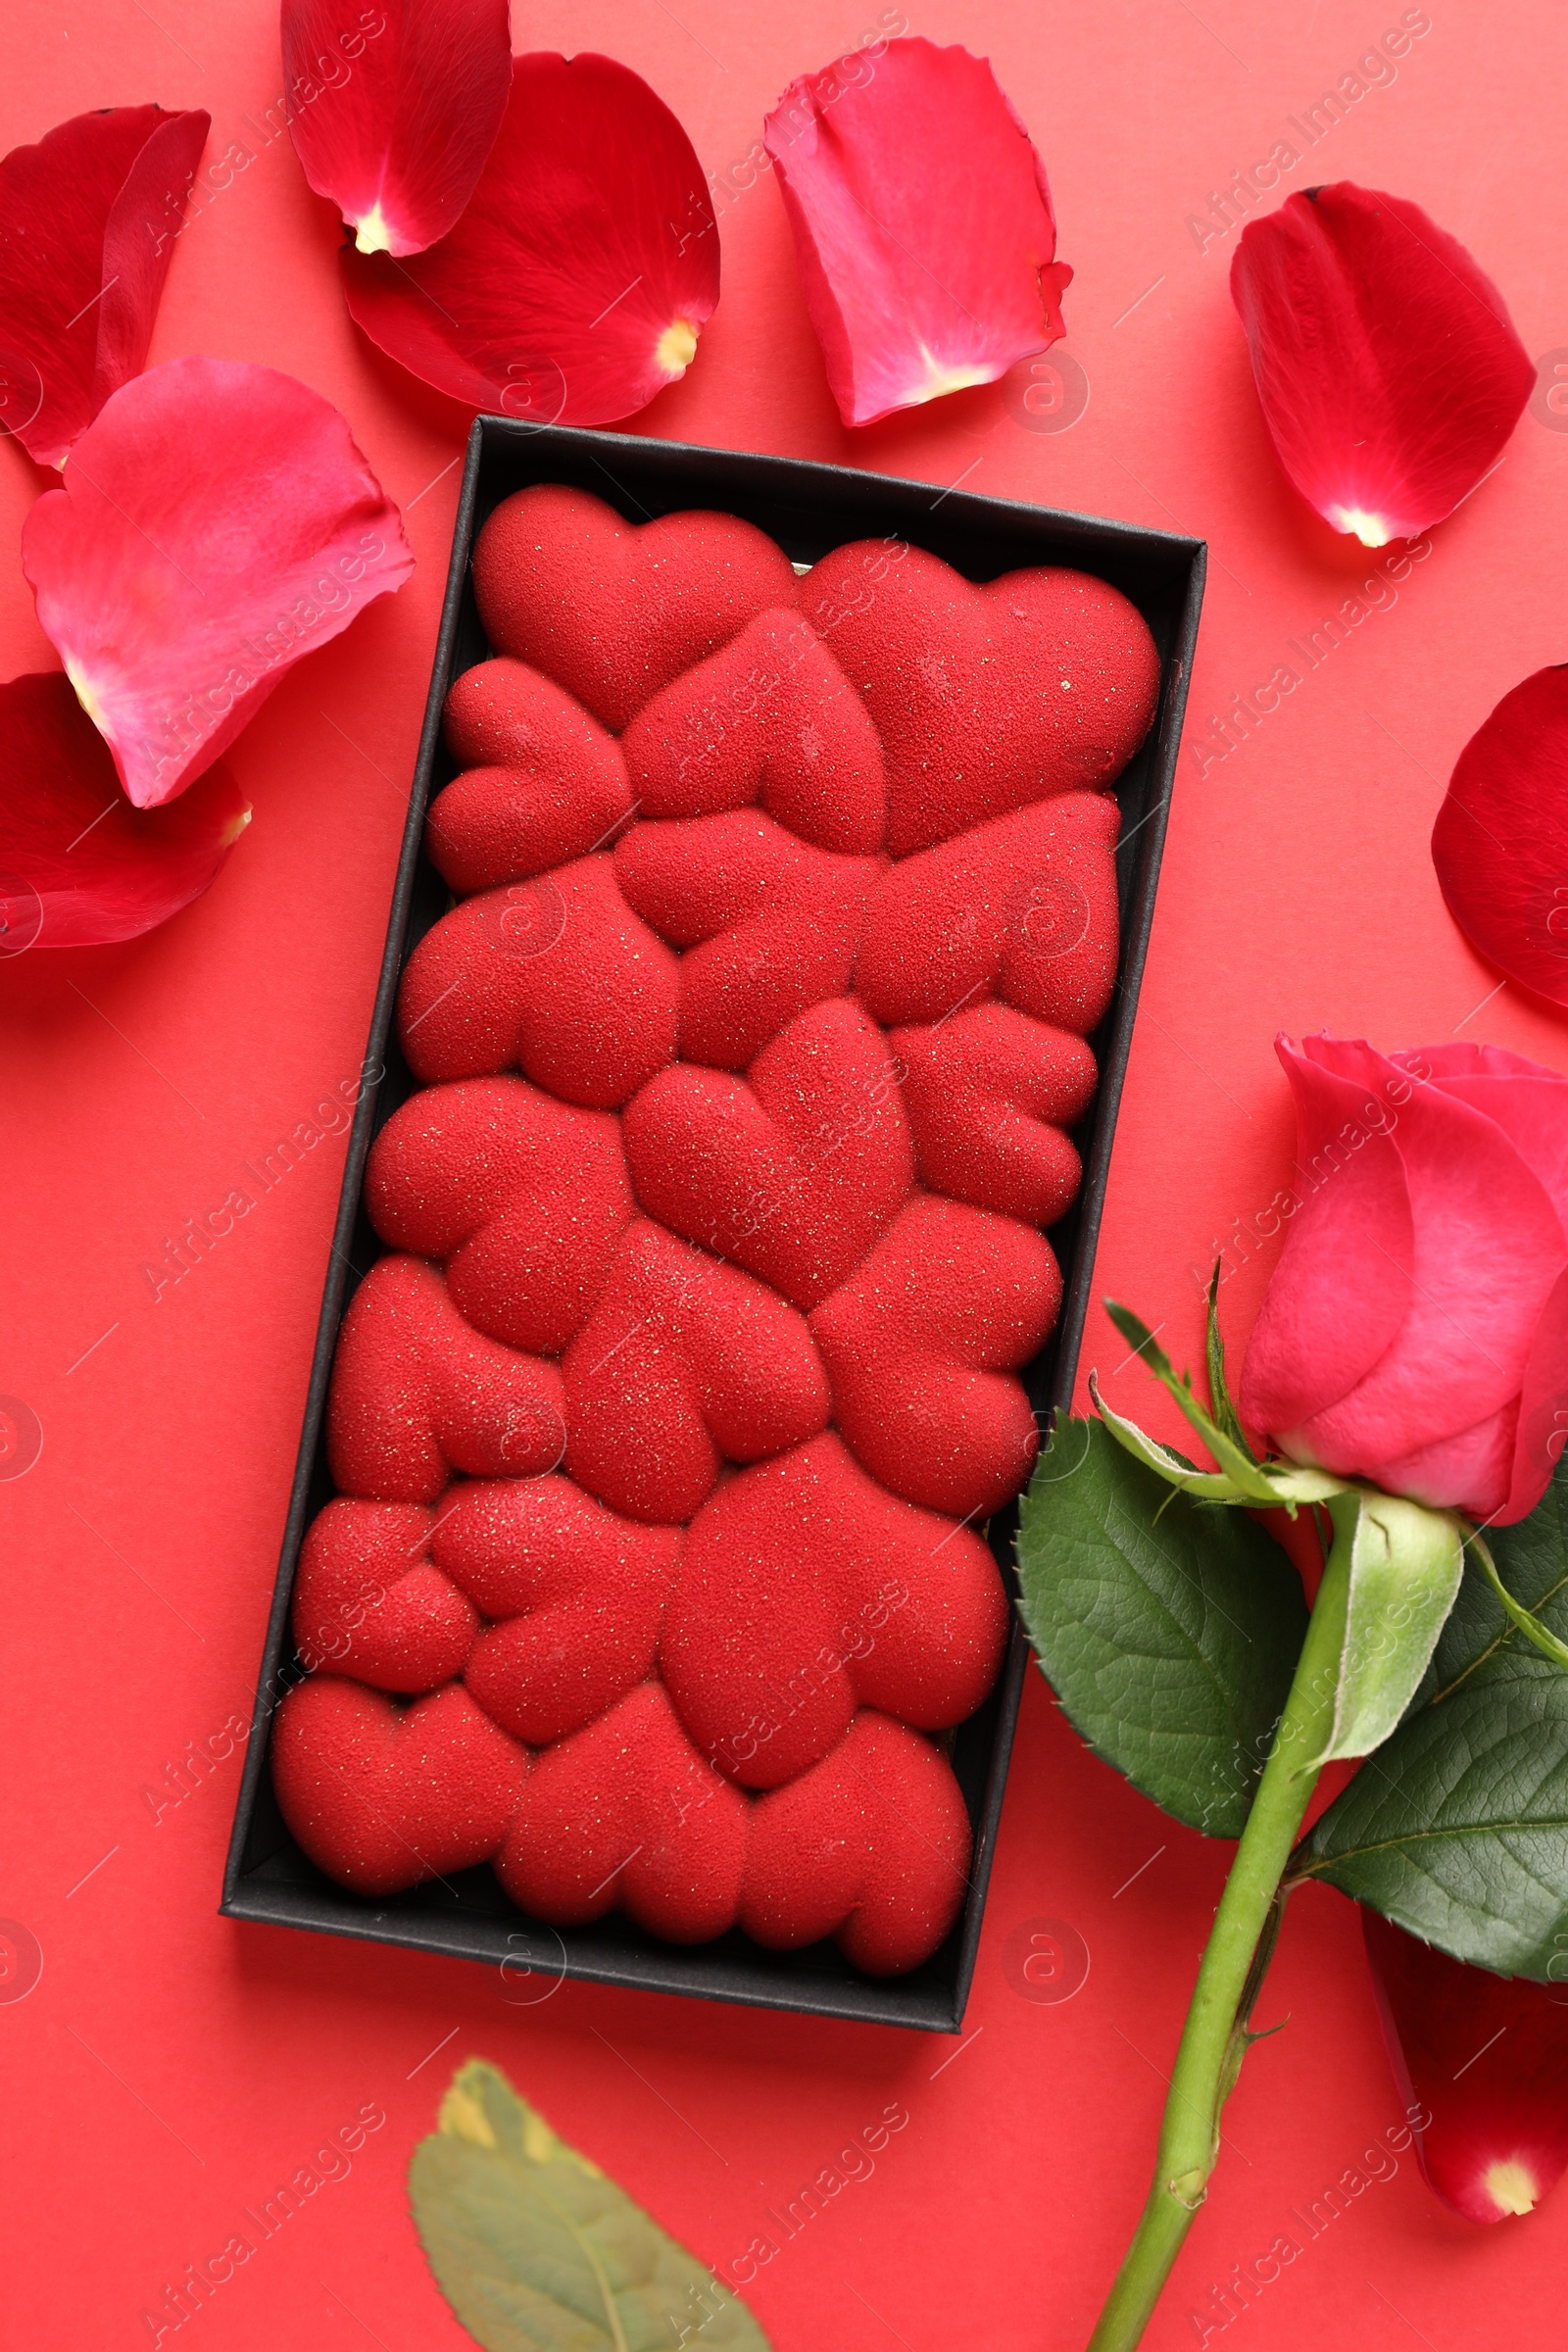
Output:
[
  {"xmin": 292, "ymin": 1498, "xmax": 478, "ymax": 1692},
  {"xmin": 659, "ymin": 1432, "xmax": 1006, "ymax": 1788},
  {"xmin": 623, "ymin": 996, "xmax": 914, "ymax": 1310},
  {"xmin": 397, "ymin": 856, "xmax": 679, "ymax": 1108},
  {"xmin": 429, "ymin": 657, "xmax": 632, "ymax": 891},
  {"xmin": 740, "ymin": 1710, "xmax": 972, "ymax": 1975},
  {"xmin": 327, "ymin": 1255, "xmax": 566, "ymax": 1502},
  {"xmin": 855, "ymin": 793, "xmax": 1122, "ymax": 1035},
  {"xmin": 494, "ymin": 1681, "xmax": 750, "ymax": 1941},
  {"xmin": 890, "ymin": 1003, "xmax": 1096, "ymax": 1225},
  {"xmin": 365, "ymin": 1076, "xmax": 633, "ymax": 1354},
  {"xmin": 437, "ymin": 1475, "xmax": 679, "ymax": 1744},
  {"xmin": 618, "ymin": 608, "xmax": 887, "ymax": 852},
  {"xmin": 272, "ymin": 1677, "xmax": 526, "ymax": 1897},
  {"xmin": 613, "ymin": 810, "xmax": 881, "ymax": 1068},
  {"xmin": 807, "ymin": 539, "xmax": 1159, "ymax": 855},
  {"xmin": 472, "ymin": 484, "xmax": 800, "ymax": 731},
  {"xmin": 564, "ymin": 1219, "xmax": 830, "ymax": 1524},
  {"xmin": 809, "ymin": 1197, "xmax": 1060, "ymax": 1517}
]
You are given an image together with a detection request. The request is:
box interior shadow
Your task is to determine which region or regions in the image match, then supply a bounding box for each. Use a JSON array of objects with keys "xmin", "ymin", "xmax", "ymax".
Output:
[{"xmin": 222, "ymin": 419, "xmax": 1204, "ymax": 2034}]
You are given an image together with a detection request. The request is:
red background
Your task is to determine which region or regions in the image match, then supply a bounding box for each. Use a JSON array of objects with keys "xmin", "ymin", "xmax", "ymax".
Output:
[{"xmin": 3, "ymin": 2, "xmax": 1563, "ymax": 2345}]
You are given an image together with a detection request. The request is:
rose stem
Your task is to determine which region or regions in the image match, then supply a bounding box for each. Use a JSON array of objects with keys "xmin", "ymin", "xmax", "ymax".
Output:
[{"xmin": 1084, "ymin": 1494, "xmax": 1355, "ymax": 2352}]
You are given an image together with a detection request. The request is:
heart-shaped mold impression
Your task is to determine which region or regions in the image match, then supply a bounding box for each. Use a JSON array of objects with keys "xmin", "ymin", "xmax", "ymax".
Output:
[
  {"xmin": 809, "ymin": 1196, "xmax": 1061, "ymax": 1517},
  {"xmin": 292, "ymin": 1498, "xmax": 478, "ymax": 1691},
  {"xmin": 327, "ymin": 1255, "xmax": 565, "ymax": 1502},
  {"xmin": 429, "ymin": 657, "xmax": 632, "ymax": 891},
  {"xmin": 271, "ymin": 1678, "xmax": 527, "ymax": 1897},
  {"xmin": 807, "ymin": 539, "xmax": 1160, "ymax": 855},
  {"xmin": 891, "ymin": 1003, "xmax": 1097, "ymax": 1225},
  {"xmin": 494, "ymin": 1681, "xmax": 751, "ymax": 1941},
  {"xmin": 623, "ymin": 996, "xmax": 914, "ymax": 1310},
  {"xmin": 564, "ymin": 1219, "xmax": 831, "ymax": 1524},
  {"xmin": 659, "ymin": 1432, "xmax": 1006, "ymax": 1788},
  {"xmin": 618, "ymin": 608, "xmax": 887, "ymax": 852},
  {"xmin": 614, "ymin": 810, "xmax": 881, "ymax": 1068},
  {"xmin": 472, "ymin": 484, "xmax": 800, "ymax": 731},
  {"xmin": 398, "ymin": 856, "xmax": 679, "ymax": 1107},
  {"xmin": 366, "ymin": 1076, "xmax": 633, "ymax": 1355}
]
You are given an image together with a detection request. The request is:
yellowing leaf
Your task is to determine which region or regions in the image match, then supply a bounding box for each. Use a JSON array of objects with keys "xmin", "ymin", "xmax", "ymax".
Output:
[{"xmin": 410, "ymin": 2058, "xmax": 772, "ymax": 2352}]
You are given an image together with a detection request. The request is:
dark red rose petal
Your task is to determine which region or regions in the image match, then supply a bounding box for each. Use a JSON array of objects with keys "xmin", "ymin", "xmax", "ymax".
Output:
[
  {"xmin": 1364, "ymin": 1908, "xmax": 1568, "ymax": 2223},
  {"xmin": 341, "ymin": 52, "xmax": 718, "ymax": 427},
  {"xmin": 1432, "ymin": 665, "xmax": 1568, "ymax": 1007},
  {"xmin": 21, "ymin": 356, "xmax": 413, "ymax": 808},
  {"xmin": 1230, "ymin": 183, "xmax": 1533, "ymax": 545},
  {"xmin": 0, "ymin": 106, "xmax": 211, "ymax": 467},
  {"xmin": 763, "ymin": 37, "xmax": 1070, "ymax": 428},
  {"xmin": 0, "ymin": 672, "xmax": 249, "ymax": 948},
  {"xmin": 281, "ymin": 0, "xmax": 512, "ymax": 257}
]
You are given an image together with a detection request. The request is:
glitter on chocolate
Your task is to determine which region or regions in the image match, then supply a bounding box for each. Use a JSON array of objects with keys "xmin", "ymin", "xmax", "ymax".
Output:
[{"xmin": 271, "ymin": 484, "xmax": 1158, "ymax": 1976}]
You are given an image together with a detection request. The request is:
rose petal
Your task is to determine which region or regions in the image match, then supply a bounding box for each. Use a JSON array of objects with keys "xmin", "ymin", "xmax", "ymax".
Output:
[
  {"xmin": 763, "ymin": 37, "xmax": 1070, "ymax": 429},
  {"xmin": 1363, "ymin": 1908, "xmax": 1568, "ymax": 2224},
  {"xmin": 1230, "ymin": 183, "xmax": 1533, "ymax": 546},
  {"xmin": 0, "ymin": 106, "xmax": 211, "ymax": 468},
  {"xmin": 1374, "ymin": 1399, "xmax": 1519, "ymax": 1526},
  {"xmin": 1503, "ymin": 1262, "xmax": 1568, "ymax": 1522},
  {"xmin": 1404, "ymin": 1041, "xmax": 1568, "ymax": 1217},
  {"xmin": 281, "ymin": 0, "xmax": 511, "ymax": 257},
  {"xmin": 1432, "ymin": 667, "xmax": 1568, "ymax": 1008},
  {"xmin": 1289, "ymin": 1037, "xmax": 1565, "ymax": 1478},
  {"xmin": 340, "ymin": 53, "xmax": 718, "ymax": 427},
  {"xmin": 0, "ymin": 671, "xmax": 249, "ymax": 947},
  {"xmin": 1239, "ymin": 1035, "xmax": 1415, "ymax": 1437},
  {"xmin": 21, "ymin": 356, "xmax": 413, "ymax": 808}
]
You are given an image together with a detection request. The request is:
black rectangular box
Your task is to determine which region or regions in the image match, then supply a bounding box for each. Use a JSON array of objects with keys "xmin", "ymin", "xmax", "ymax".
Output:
[{"xmin": 222, "ymin": 418, "xmax": 1204, "ymax": 2033}]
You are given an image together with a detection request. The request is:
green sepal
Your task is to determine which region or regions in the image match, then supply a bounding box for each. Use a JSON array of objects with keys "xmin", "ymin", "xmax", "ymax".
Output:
[
  {"xmin": 1204, "ymin": 1263, "xmax": 1258, "ymax": 1467},
  {"xmin": 1469, "ymin": 1532, "xmax": 1568, "ymax": 1673},
  {"xmin": 1309, "ymin": 1490, "xmax": 1465, "ymax": 1767},
  {"xmin": 1086, "ymin": 1371, "xmax": 1243, "ymax": 1500},
  {"xmin": 1102, "ymin": 1300, "xmax": 1283, "ymax": 1501}
]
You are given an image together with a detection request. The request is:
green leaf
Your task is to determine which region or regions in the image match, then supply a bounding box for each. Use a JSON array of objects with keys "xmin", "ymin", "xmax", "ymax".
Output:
[
  {"xmin": 1015, "ymin": 1416, "xmax": 1309, "ymax": 1838},
  {"xmin": 1298, "ymin": 1463, "xmax": 1568, "ymax": 1978},
  {"xmin": 1311, "ymin": 1492, "xmax": 1465, "ymax": 1766},
  {"xmin": 409, "ymin": 2059, "xmax": 772, "ymax": 2352}
]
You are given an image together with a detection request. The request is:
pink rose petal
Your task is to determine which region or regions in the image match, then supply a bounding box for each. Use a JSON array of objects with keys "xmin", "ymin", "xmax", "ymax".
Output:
[
  {"xmin": 763, "ymin": 37, "xmax": 1071, "ymax": 428},
  {"xmin": 1241, "ymin": 1033, "xmax": 1568, "ymax": 1523},
  {"xmin": 341, "ymin": 52, "xmax": 718, "ymax": 427},
  {"xmin": 0, "ymin": 671, "xmax": 249, "ymax": 948},
  {"xmin": 21, "ymin": 356, "xmax": 413, "ymax": 808},
  {"xmin": 1239, "ymin": 1036, "xmax": 1414, "ymax": 1437},
  {"xmin": 281, "ymin": 0, "xmax": 512, "ymax": 257},
  {"xmin": 0, "ymin": 106, "xmax": 211, "ymax": 467}
]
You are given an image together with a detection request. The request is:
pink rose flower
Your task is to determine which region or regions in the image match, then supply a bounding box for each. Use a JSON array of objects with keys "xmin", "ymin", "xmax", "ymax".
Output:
[{"xmin": 1239, "ymin": 1035, "xmax": 1568, "ymax": 1525}]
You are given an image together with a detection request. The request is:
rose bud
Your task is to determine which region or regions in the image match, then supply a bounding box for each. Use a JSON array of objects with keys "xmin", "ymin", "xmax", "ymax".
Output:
[
  {"xmin": 1364, "ymin": 1909, "xmax": 1568, "ymax": 2222},
  {"xmin": 1238, "ymin": 1035, "xmax": 1568, "ymax": 1526}
]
